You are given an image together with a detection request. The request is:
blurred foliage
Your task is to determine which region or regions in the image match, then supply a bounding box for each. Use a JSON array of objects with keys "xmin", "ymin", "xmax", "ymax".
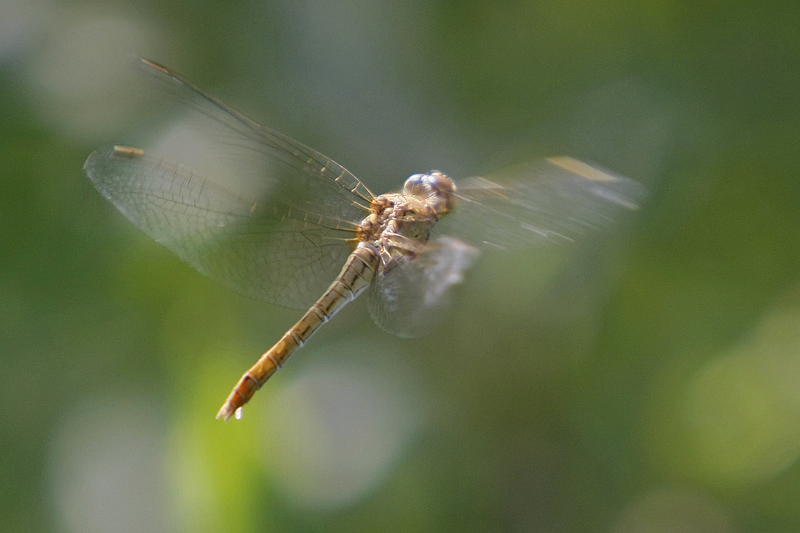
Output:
[{"xmin": 2, "ymin": 0, "xmax": 800, "ymax": 532}]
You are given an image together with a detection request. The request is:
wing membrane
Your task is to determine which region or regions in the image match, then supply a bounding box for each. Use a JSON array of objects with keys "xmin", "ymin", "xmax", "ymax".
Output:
[
  {"xmin": 85, "ymin": 59, "xmax": 376, "ymax": 309},
  {"xmin": 85, "ymin": 145, "xmax": 358, "ymax": 309},
  {"xmin": 368, "ymin": 237, "xmax": 480, "ymax": 338},
  {"xmin": 439, "ymin": 157, "xmax": 646, "ymax": 251},
  {"xmin": 131, "ymin": 58, "xmax": 375, "ymax": 209}
]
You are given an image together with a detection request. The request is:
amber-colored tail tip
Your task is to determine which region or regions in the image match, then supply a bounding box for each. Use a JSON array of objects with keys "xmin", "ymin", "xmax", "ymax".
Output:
[
  {"xmin": 216, "ymin": 372, "xmax": 261, "ymax": 421},
  {"xmin": 216, "ymin": 404, "xmax": 237, "ymax": 422}
]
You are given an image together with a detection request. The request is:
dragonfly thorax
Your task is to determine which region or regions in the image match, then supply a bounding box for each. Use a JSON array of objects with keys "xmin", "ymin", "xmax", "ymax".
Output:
[{"xmin": 359, "ymin": 171, "xmax": 456, "ymax": 248}]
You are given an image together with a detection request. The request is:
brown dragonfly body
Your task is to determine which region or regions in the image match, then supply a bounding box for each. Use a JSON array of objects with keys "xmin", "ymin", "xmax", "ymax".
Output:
[
  {"xmin": 85, "ymin": 59, "xmax": 644, "ymax": 421},
  {"xmin": 215, "ymin": 171, "xmax": 457, "ymax": 420}
]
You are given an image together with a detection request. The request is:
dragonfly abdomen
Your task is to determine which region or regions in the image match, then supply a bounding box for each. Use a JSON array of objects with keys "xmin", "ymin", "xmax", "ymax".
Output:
[{"xmin": 216, "ymin": 243, "xmax": 380, "ymax": 420}]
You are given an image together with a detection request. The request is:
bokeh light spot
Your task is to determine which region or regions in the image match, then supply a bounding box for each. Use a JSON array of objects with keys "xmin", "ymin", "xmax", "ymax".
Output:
[
  {"xmin": 22, "ymin": 8, "xmax": 169, "ymax": 141},
  {"xmin": 46, "ymin": 391, "xmax": 170, "ymax": 533},
  {"xmin": 613, "ymin": 486, "xmax": 733, "ymax": 533},
  {"xmin": 257, "ymin": 344, "xmax": 422, "ymax": 510},
  {"xmin": 679, "ymin": 304, "xmax": 800, "ymax": 486}
]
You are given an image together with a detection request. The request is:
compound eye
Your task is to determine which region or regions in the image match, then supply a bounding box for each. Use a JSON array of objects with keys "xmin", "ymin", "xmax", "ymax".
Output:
[
  {"xmin": 428, "ymin": 172, "xmax": 455, "ymax": 194},
  {"xmin": 403, "ymin": 173, "xmax": 427, "ymax": 194}
]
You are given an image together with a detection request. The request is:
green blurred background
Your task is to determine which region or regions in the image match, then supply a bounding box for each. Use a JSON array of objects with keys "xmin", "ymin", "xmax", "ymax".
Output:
[{"xmin": 2, "ymin": 0, "xmax": 800, "ymax": 531}]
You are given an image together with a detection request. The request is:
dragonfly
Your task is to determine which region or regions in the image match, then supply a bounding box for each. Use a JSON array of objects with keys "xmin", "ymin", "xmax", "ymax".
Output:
[{"xmin": 84, "ymin": 58, "xmax": 645, "ymax": 421}]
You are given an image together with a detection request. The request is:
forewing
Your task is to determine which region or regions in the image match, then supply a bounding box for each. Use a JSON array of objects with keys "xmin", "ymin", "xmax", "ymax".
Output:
[
  {"xmin": 85, "ymin": 59, "xmax": 374, "ymax": 309},
  {"xmin": 439, "ymin": 157, "xmax": 646, "ymax": 251},
  {"xmin": 130, "ymin": 59, "xmax": 374, "ymax": 214},
  {"xmin": 368, "ymin": 237, "xmax": 480, "ymax": 339}
]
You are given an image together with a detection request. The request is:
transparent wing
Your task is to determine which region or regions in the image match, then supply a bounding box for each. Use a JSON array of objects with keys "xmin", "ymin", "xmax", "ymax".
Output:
[
  {"xmin": 85, "ymin": 145, "xmax": 361, "ymax": 309},
  {"xmin": 368, "ymin": 237, "xmax": 480, "ymax": 339},
  {"xmin": 438, "ymin": 157, "xmax": 646, "ymax": 251},
  {"xmin": 85, "ymin": 59, "xmax": 374, "ymax": 309},
  {"xmin": 130, "ymin": 59, "xmax": 375, "ymax": 212}
]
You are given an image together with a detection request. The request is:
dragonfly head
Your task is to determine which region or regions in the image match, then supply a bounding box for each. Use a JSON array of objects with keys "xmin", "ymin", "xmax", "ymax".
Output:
[{"xmin": 403, "ymin": 171, "xmax": 456, "ymax": 215}]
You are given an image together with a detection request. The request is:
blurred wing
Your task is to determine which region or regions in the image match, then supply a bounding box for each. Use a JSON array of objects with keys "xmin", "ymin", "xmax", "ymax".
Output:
[
  {"xmin": 368, "ymin": 237, "xmax": 480, "ymax": 338},
  {"xmin": 85, "ymin": 59, "xmax": 374, "ymax": 309},
  {"xmin": 439, "ymin": 157, "xmax": 646, "ymax": 251}
]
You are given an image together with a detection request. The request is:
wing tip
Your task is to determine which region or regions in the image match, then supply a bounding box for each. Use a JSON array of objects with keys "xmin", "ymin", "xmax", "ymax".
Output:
[
  {"xmin": 110, "ymin": 145, "xmax": 146, "ymax": 160},
  {"xmin": 138, "ymin": 58, "xmax": 170, "ymax": 75},
  {"xmin": 546, "ymin": 156, "xmax": 618, "ymax": 183},
  {"xmin": 84, "ymin": 145, "xmax": 146, "ymax": 174},
  {"xmin": 547, "ymin": 156, "xmax": 647, "ymax": 210}
]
